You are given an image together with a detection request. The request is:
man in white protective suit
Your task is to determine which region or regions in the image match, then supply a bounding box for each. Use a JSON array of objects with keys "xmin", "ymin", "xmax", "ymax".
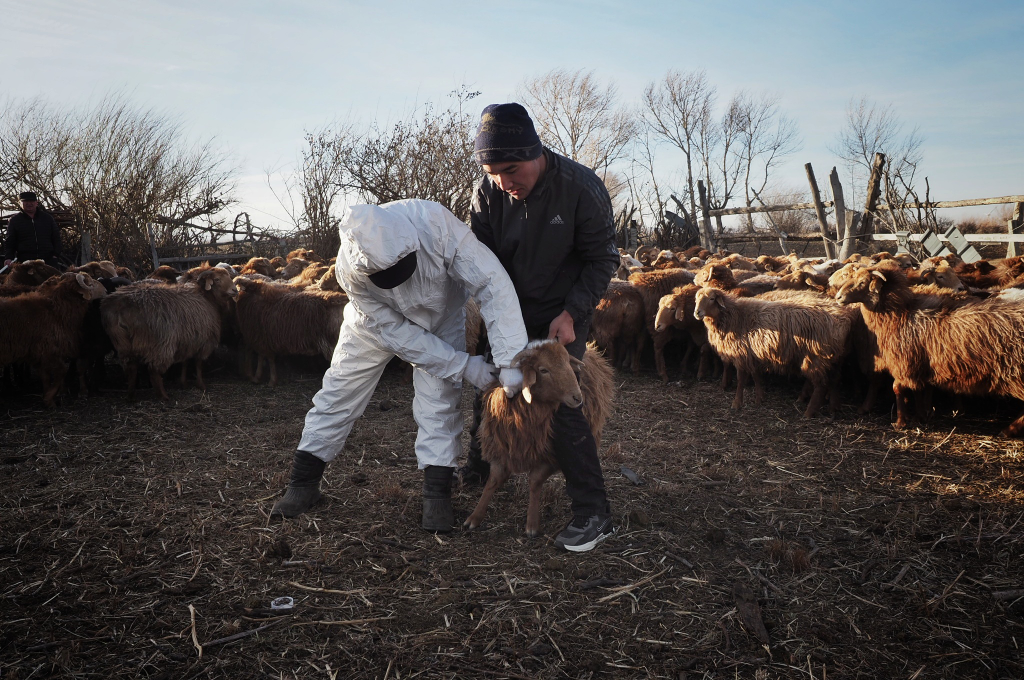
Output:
[{"xmin": 269, "ymin": 199, "xmax": 529, "ymax": 532}]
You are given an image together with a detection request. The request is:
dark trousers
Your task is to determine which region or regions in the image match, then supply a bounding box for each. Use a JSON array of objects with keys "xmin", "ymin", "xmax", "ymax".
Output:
[{"xmin": 466, "ymin": 314, "xmax": 610, "ymax": 517}]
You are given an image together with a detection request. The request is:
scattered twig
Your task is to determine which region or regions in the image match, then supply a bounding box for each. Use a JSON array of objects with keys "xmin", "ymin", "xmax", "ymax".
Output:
[
  {"xmin": 735, "ymin": 558, "xmax": 783, "ymax": 596},
  {"xmin": 203, "ymin": 617, "xmax": 286, "ymax": 649},
  {"xmin": 596, "ymin": 568, "xmax": 669, "ymax": 603},
  {"xmin": 188, "ymin": 604, "xmax": 202, "ymax": 658},
  {"xmin": 292, "ymin": 616, "xmax": 394, "ymax": 627}
]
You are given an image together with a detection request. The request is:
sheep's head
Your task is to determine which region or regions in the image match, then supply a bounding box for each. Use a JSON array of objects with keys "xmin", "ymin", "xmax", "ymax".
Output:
[
  {"xmin": 511, "ymin": 340, "xmax": 584, "ymax": 408},
  {"xmin": 58, "ymin": 272, "xmax": 106, "ymax": 300},
  {"xmin": 654, "ymin": 295, "xmax": 678, "ymax": 332},
  {"xmin": 694, "ymin": 287, "xmax": 726, "ymax": 324},
  {"xmin": 694, "ymin": 264, "xmax": 735, "ymax": 290},
  {"xmin": 197, "ymin": 267, "xmax": 238, "ymax": 305},
  {"xmin": 835, "ymin": 266, "xmax": 888, "ymax": 308},
  {"xmin": 318, "ymin": 264, "xmax": 343, "ymax": 292},
  {"xmin": 279, "ymin": 258, "xmax": 310, "ymax": 279},
  {"xmin": 8, "ymin": 259, "xmax": 60, "ymax": 286},
  {"xmin": 241, "ymin": 257, "xmax": 276, "ymax": 277},
  {"xmin": 920, "ymin": 260, "xmax": 965, "ymax": 292}
]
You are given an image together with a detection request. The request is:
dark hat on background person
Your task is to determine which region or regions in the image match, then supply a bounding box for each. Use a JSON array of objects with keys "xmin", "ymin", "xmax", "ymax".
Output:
[
  {"xmin": 473, "ymin": 103, "xmax": 542, "ymax": 165},
  {"xmin": 19, "ymin": 191, "xmax": 37, "ymax": 201}
]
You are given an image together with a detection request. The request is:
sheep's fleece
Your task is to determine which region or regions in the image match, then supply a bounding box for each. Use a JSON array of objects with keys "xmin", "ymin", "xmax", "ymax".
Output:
[{"xmin": 298, "ymin": 199, "xmax": 529, "ymax": 468}]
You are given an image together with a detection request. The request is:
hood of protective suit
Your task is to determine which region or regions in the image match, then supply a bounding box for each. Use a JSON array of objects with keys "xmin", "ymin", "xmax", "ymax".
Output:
[{"xmin": 339, "ymin": 204, "xmax": 419, "ymax": 274}]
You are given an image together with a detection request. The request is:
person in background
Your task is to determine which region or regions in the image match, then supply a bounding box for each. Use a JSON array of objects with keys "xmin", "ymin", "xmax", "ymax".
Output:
[
  {"xmin": 462, "ymin": 102, "xmax": 620, "ymax": 552},
  {"xmin": 4, "ymin": 192, "xmax": 62, "ymax": 269}
]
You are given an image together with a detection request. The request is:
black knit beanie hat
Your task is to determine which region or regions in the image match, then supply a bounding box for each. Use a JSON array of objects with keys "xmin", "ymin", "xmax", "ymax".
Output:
[{"xmin": 473, "ymin": 103, "xmax": 543, "ymax": 165}]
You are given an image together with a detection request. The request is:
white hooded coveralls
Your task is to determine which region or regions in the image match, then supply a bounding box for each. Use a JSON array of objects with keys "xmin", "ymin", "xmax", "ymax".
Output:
[{"xmin": 298, "ymin": 199, "xmax": 529, "ymax": 468}]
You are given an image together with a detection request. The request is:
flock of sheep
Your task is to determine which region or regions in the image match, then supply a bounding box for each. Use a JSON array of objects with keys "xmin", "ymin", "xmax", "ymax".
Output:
[
  {"xmin": 598, "ymin": 244, "xmax": 1024, "ymax": 436},
  {"xmin": 3, "ymin": 241, "xmax": 1024, "ymax": 438}
]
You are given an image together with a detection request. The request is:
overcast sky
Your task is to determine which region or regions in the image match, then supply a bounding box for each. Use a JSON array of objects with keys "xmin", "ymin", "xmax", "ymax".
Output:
[{"xmin": 3, "ymin": 0, "xmax": 1022, "ymax": 226}]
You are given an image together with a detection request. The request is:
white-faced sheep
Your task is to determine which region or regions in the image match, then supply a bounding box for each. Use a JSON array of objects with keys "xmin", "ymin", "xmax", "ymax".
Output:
[
  {"xmin": 101, "ymin": 267, "xmax": 238, "ymax": 399},
  {"xmin": 834, "ymin": 265, "xmax": 1024, "ymax": 436},
  {"xmin": 465, "ymin": 340, "xmax": 614, "ymax": 537},
  {"xmin": 694, "ymin": 287, "xmax": 856, "ymax": 417},
  {"xmin": 233, "ymin": 277, "xmax": 348, "ymax": 386},
  {"xmin": 0, "ymin": 272, "xmax": 107, "ymax": 407}
]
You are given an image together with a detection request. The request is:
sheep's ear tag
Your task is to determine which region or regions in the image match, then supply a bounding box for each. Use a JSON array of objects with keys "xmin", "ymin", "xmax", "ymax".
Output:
[{"xmin": 521, "ymin": 386, "xmax": 533, "ymax": 404}]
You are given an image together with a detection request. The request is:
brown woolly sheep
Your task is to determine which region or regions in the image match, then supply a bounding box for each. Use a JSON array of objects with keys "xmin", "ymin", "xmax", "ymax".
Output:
[
  {"xmin": 695, "ymin": 287, "xmax": 855, "ymax": 417},
  {"xmin": 239, "ymin": 257, "xmax": 276, "ymax": 277},
  {"xmin": 233, "ymin": 277, "xmax": 348, "ymax": 386},
  {"xmin": 146, "ymin": 265, "xmax": 181, "ymax": 284},
  {"xmin": 0, "ymin": 272, "xmax": 107, "ymax": 407},
  {"xmin": 4, "ymin": 260, "xmax": 60, "ymax": 287},
  {"xmin": 70, "ymin": 261, "xmax": 117, "ymax": 279},
  {"xmin": 654, "ymin": 284, "xmax": 716, "ymax": 379},
  {"xmin": 628, "ymin": 268, "xmax": 696, "ymax": 381},
  {"xmin": 755, "ymin": 254, "xmax": 790, "ymax": 273},
  {"xmin": 915, "ymin": 259, "xmax": 965, "ymax": 291},
  {"xmin": 634, "ymin": 245, "xmax": 660, "ymax": 265},
  {"xmin": 316, "ymin": 264, "xmax": 343, "ymax": 292},
  {"xmin": 591, "ymin": 280, "xmax": 646, "ymax": 374},
  {"xmin": 277, "ymin": 257, "xmax": 311, "ymax": 280},
  {"xmin": 101, "ymin": 268, "xmax": 238, "ymax": 399},
  {"xmin": 465, "ymin": 340, "xmax": 614, "ymax": 537},
  {"xmin": 286, "ymin": 248, "xmax": 324, "ymax": 263},
  {"xmin": 834, "ymin": 265, "xmax": 1024, "ymax": 435}
]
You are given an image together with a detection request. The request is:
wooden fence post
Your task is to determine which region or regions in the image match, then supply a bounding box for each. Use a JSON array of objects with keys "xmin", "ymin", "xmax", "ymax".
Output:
[
  {"xmin": 861, "ymin": 152, "xmax": 886, "ymax": 239},
  {"xmin": 805, "ymin": 163, "xmax": 835, "ymax": 259},
  {"xmin": 696, "ymin": 180, "xmax": 715, "ymax": 252},
  {"xmin": 1008, "ymin": 202, "xmax": 1024, "ymax": 258},
  {"xmin": 829, "ymin": 168, "xmax": 849, "ymax": 259}
]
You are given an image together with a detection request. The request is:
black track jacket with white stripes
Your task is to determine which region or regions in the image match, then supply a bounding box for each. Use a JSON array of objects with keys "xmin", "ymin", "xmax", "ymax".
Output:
[{"xmin": 470, "ymin": 148, "xmax": 619, "ymax": 328}]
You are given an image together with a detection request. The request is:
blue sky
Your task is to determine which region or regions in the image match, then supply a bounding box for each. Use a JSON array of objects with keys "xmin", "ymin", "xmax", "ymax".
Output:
[{"xmin": 3, "ymin": 0, "xmax": 1022, "ymax": 226}]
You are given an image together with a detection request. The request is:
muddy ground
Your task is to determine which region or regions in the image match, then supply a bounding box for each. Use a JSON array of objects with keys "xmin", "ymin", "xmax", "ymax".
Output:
[{"xmin": 2, "ymin": 356, "xmax": 1024, "ymax": 679}]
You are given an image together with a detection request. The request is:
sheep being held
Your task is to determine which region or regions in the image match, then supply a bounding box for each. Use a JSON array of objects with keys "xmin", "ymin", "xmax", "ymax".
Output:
[{"xmin": 465, "ymin": 340, "xmax": 614, "ymax": 538}]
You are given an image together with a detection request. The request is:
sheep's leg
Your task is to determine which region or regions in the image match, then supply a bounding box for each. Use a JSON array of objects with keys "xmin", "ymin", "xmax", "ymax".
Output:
[
  {"xmin": 150, "ymin": 367, "xmax": 169, "ymax": 401},
  {"xmin": 858, "ymin": 373, "xmax": 888, "ymax": 414},
  {"xmin": 1000, "ymin": 410, "xmax": 1024, "ymax": 438},
  {"xmin": 525, "ymin": 462, "xmax": 558, "ymax": 538},
  {"xmin": 125, "ymin": 360, "xmax": 139, "ymax": 400},
  {"xmin": 268, "ymin": 355, "xmax": 278, "ymax": 388},
  {"xmin": 731, "ymin": 368, "xmax": 747, "ymax": 410},
  {"xmin": 239, "ymin": 346, "xmax": 254, "ymax": 380},
  {"xmin": 680, "ymin": 341, "xmax": 695, "ymax": 376},
  {"xmin": 827, "ymin": 369, "xmax": 842, "ymax": 418},
  {"xmin": 464, "ymin": 462, "xmax": 512, "ymax": 531},
  {"xmin": 804, "ymin": 380, "xmax": 828, "ymax": 419},
  {"xmin": 892, "ymin": 382, "xmax": 912, "ymax": 430},
  {"xmin": 40, "ymin": 359, "xmax": 67, "ymax": 409},
  {"xmin": 631, "ymin": 333, "xmax": 645, "ymax": 374},
  {"xmin": 696, "ymin": 345, "xmax": 712, "ymax": 381},
  {"xmin": 195, "ymin": 358, "xmax": 206, "ymax": 391},
  {"xmin": 751, "ymin": 370, "xmax": 765, "ymax": 406},
  {"xmin": 721, "ymin": 361, "xmax": 734, "ymax": 390},
  {"xmin": 653, "ymin": 331, "xmax": 671, "ymax": 382},
  {"xmin": 915, "ymin": 386, "xmax": 934, "ymax": 421},
  {"xmin": 179, "ymin": 361, "xmax": 188, "ymax": 387},
  {"xmin": 252, "ymin": 355, "xmax": 265, "ymax": 383}
]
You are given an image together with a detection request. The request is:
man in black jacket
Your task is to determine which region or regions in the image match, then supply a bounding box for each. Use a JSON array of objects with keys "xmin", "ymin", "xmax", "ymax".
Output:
[
  {"xmin": 463, "ymin": 102, "xmax": 620, "ymax": 552},
  {"xmin": 4, "ymin": 192, "xmax": 62, "ymax": 268}
]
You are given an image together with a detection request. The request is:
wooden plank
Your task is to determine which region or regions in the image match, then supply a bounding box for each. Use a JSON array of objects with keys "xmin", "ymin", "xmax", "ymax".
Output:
[
  {"xmin": 147, "ymin": 224, "xmax": 161, "ymax": 271},
  {"xmin": 869, "ymin": 233, "xmax": 1024, "ymax": 243},
  {"xmin": 155, "ymin": 253, "xmax": 255, "ymax": 265},
  {"xmin": 876, "ymin": 195, "xmax": 1024, "ymax": 210},
  {"xmin": 709, "ymin": 200, "xmax": 834, "ymax": 217},
  {"xmin": 805, "ymin": 163, "xmax": 834, "ymax": 259}
]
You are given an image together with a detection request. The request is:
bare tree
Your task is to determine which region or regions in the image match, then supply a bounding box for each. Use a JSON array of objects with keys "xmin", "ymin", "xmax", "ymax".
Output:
[
  {"xmin": 831, "ymin": 96, "xmax": 923, "ymax": 210},
  {"xmin": 517, "ymin": 68, "xmax": 637, "ymax": 191},
  {"xmin": 641, "ymin": 70, "xmax": 715, "ymax": 230},
  {"xmin": 0, "ymin": 93, "xmax": 234, "ymax": 269},
  {"xmin": 733, "ymin": 92, "xmax": 801, "ymax": 232}
]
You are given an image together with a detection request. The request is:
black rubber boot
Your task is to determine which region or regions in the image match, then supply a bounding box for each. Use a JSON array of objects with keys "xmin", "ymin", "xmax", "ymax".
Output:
[
  {"xmin": 422, "ymin": 465, "xmax": 455, "ymax": 533},
  {"xmin": 270, "ymin": 450, "xmax": 326, "ymax": 519}
]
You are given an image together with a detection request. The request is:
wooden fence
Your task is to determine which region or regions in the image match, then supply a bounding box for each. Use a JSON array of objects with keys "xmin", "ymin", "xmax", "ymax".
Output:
[{"xmin": 686, "ymin": 152, "xmax": 1024, "ymax": 261}]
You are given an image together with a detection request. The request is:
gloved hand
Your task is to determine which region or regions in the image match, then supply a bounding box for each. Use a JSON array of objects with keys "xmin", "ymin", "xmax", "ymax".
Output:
[
  {"xmin": 499, "ymin": 367, "xmax": 524, "ymax": 397},
  {"xmin": 463, "ymin": 355, "xmax": 498, "ymax": 390}
]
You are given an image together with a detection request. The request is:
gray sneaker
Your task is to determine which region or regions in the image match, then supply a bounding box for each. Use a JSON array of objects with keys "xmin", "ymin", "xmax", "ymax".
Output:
[{"xmin": 554, "ymin": 514, "xmax": 615, "ymax": 552}]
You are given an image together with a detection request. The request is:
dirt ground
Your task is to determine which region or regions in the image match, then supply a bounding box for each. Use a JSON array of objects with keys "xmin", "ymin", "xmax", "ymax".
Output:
[{"xmin": 3, "ymin": 355, "xmax": 1024, "ymax": 680}]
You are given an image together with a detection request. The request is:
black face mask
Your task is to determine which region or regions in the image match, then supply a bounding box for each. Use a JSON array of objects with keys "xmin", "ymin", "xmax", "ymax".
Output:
[{"xmin": 367, "ymin": 251, "xmax": 417, "ymax": 289}]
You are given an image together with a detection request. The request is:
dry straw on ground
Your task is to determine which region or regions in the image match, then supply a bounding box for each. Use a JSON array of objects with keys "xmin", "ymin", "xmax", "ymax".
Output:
[{"xmin": 2, "ymin": 358, "xmax": 1023, "ymax": 679}]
